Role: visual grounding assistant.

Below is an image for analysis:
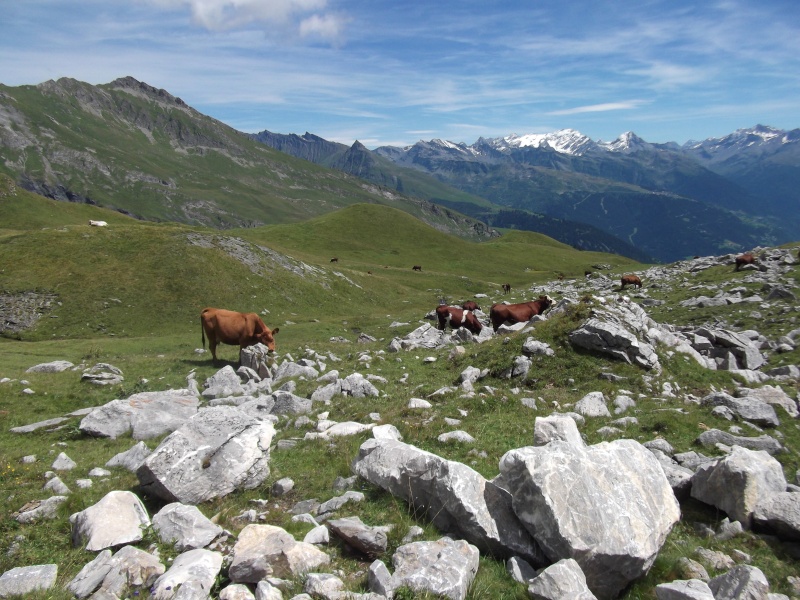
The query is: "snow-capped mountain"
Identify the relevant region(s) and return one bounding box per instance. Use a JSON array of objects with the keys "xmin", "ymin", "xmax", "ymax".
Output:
[
  {"xmin": 484, "ymin": 129, "xmax": 599, "ymax": 155},
  {"xmin": 683, "ymin": 124, "xmax": 800, "ymax": 164}
]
